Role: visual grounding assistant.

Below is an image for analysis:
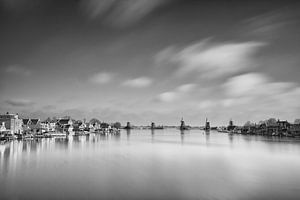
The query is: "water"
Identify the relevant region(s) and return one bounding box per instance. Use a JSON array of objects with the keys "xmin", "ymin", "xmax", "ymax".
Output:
[{"xmin": 1, "ymin": 129, "xmax": 300, "ymax": 200}]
